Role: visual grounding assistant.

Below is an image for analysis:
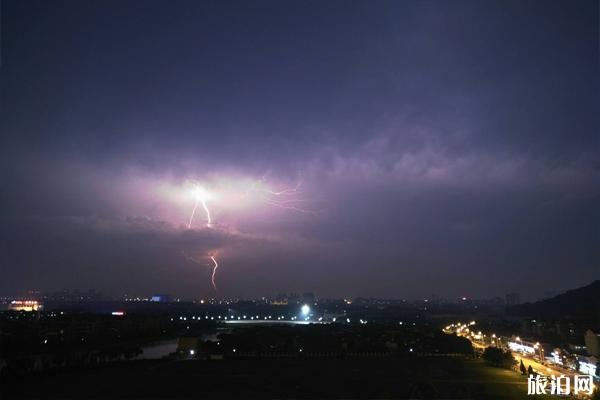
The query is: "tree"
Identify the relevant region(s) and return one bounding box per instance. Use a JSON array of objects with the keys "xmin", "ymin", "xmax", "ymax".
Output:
[
  {"xmin": 527, "ymin": 365, "xmax": 534, "ymax": 376},
  {"xmin": 503, "ymin": 350, "xmax": 515, "ymax": 368},
  {"xmin": 483, "ymin": 347, "xmax": 504, "ymax": 367},
  {"xmin": 520, "ymin": 360, "xmax": 527, "ymax": 375},
  {"xmin": 483, "ymin": 347, "xmax": 516, "ymax": 369}
]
